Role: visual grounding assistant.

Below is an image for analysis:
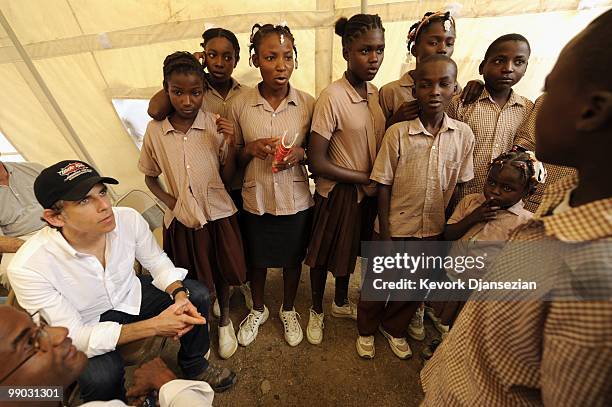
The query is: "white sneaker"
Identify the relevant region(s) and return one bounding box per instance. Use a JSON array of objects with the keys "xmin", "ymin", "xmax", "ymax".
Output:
[
  {"xmin": 356, "ymin": 335, "xmax": 375, "ymax": 359},
  {"xmin": 379, "ymin": 326, "xmax": 412, "ymax": 359},
  {"xmin": 239, "ymin": 283, "xmax": 253, "ymax": 310},
  {"xmin": 408, "ymin": 306, "xmax": 425, "ymax": 341},
  {"xmin": 331, "ymin": 300, "xmax": 357, "ymax": 320},
  {"xmin": 218, "ymin": 320, "xmax": 238, "ymax": 359},
  {"xmin": 237, "ymin": 306, "xmax": 269, "ymax": 347},
  {"xmin": 425, "ymin": 306, "xmax": 449, "ymax": 334},
  {"xmin": 212, "ymin": 298, "xmax": 221, "ymax": 319},
  {"xmin": 279, "ymin": 306, "xmax": 303, "ymax": 346},
  {"xmin": 306, "ymin": 308, "xmax": 324, "ymax": 345}
]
